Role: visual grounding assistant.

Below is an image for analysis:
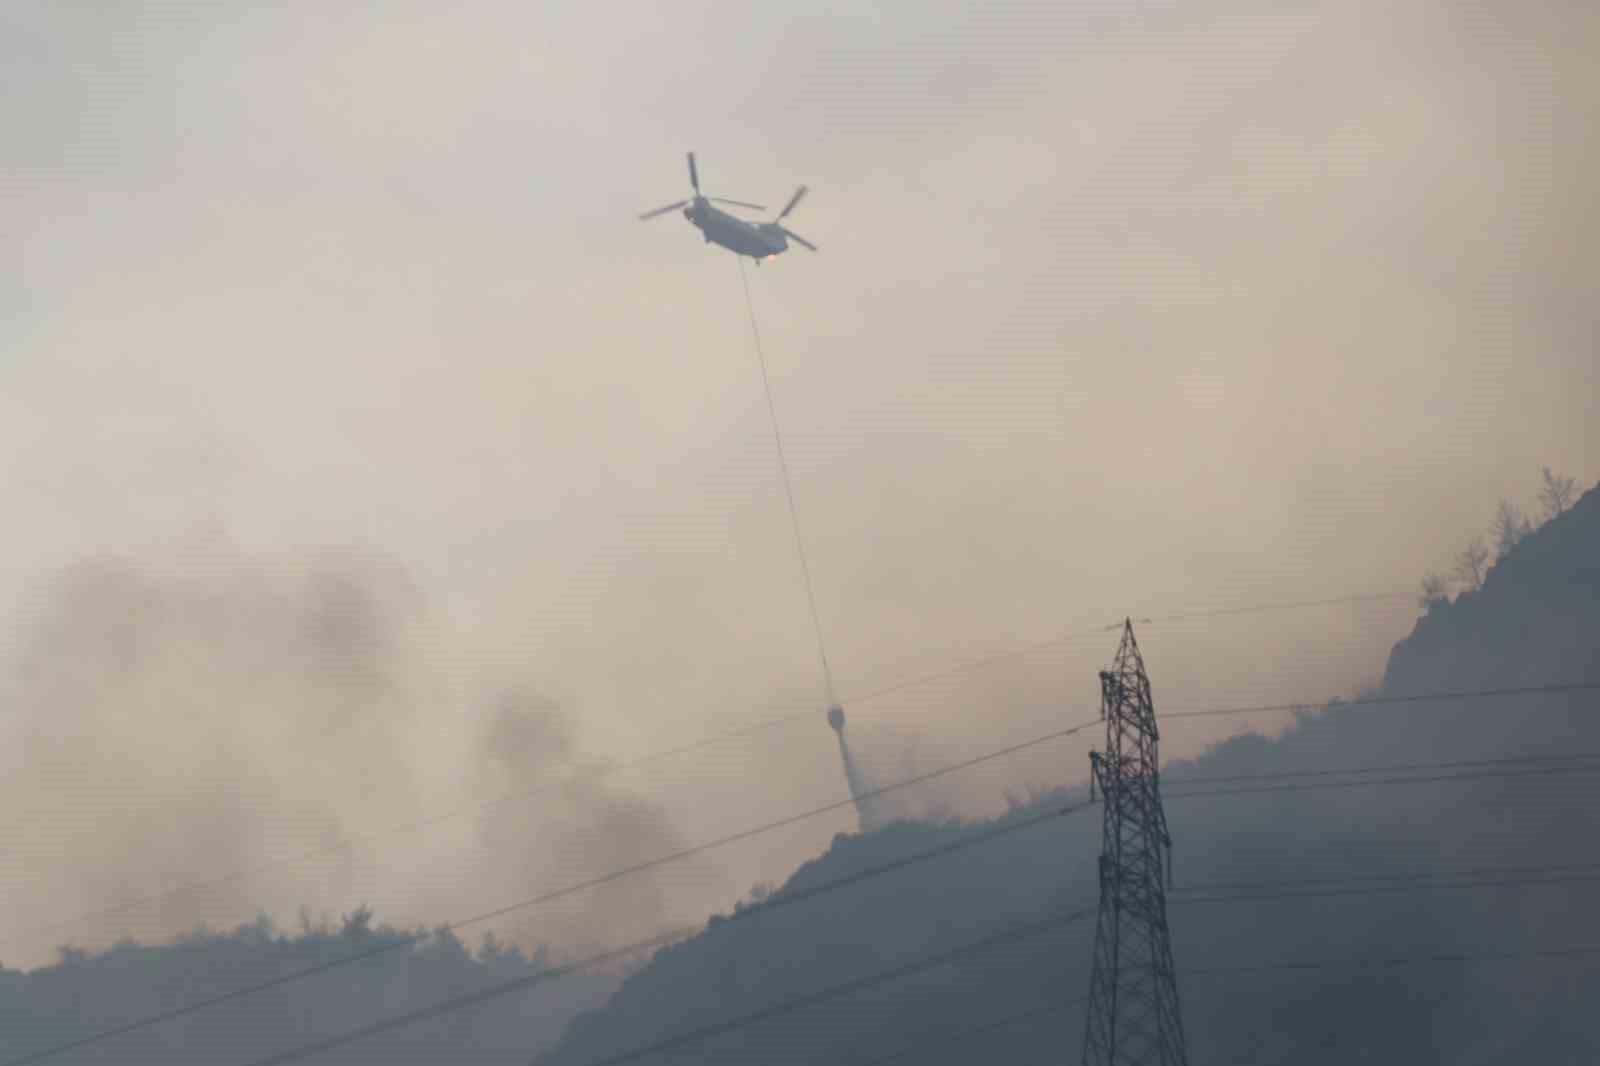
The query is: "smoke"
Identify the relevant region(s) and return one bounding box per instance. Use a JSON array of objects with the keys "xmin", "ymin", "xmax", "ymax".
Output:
[
  {"xmin": 462, "ymin": 684, "xmax": 724, "ymax": 958},
  {"xmin": 0, "ymin": 536, "xmax": 712, "ymax": 969}
]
